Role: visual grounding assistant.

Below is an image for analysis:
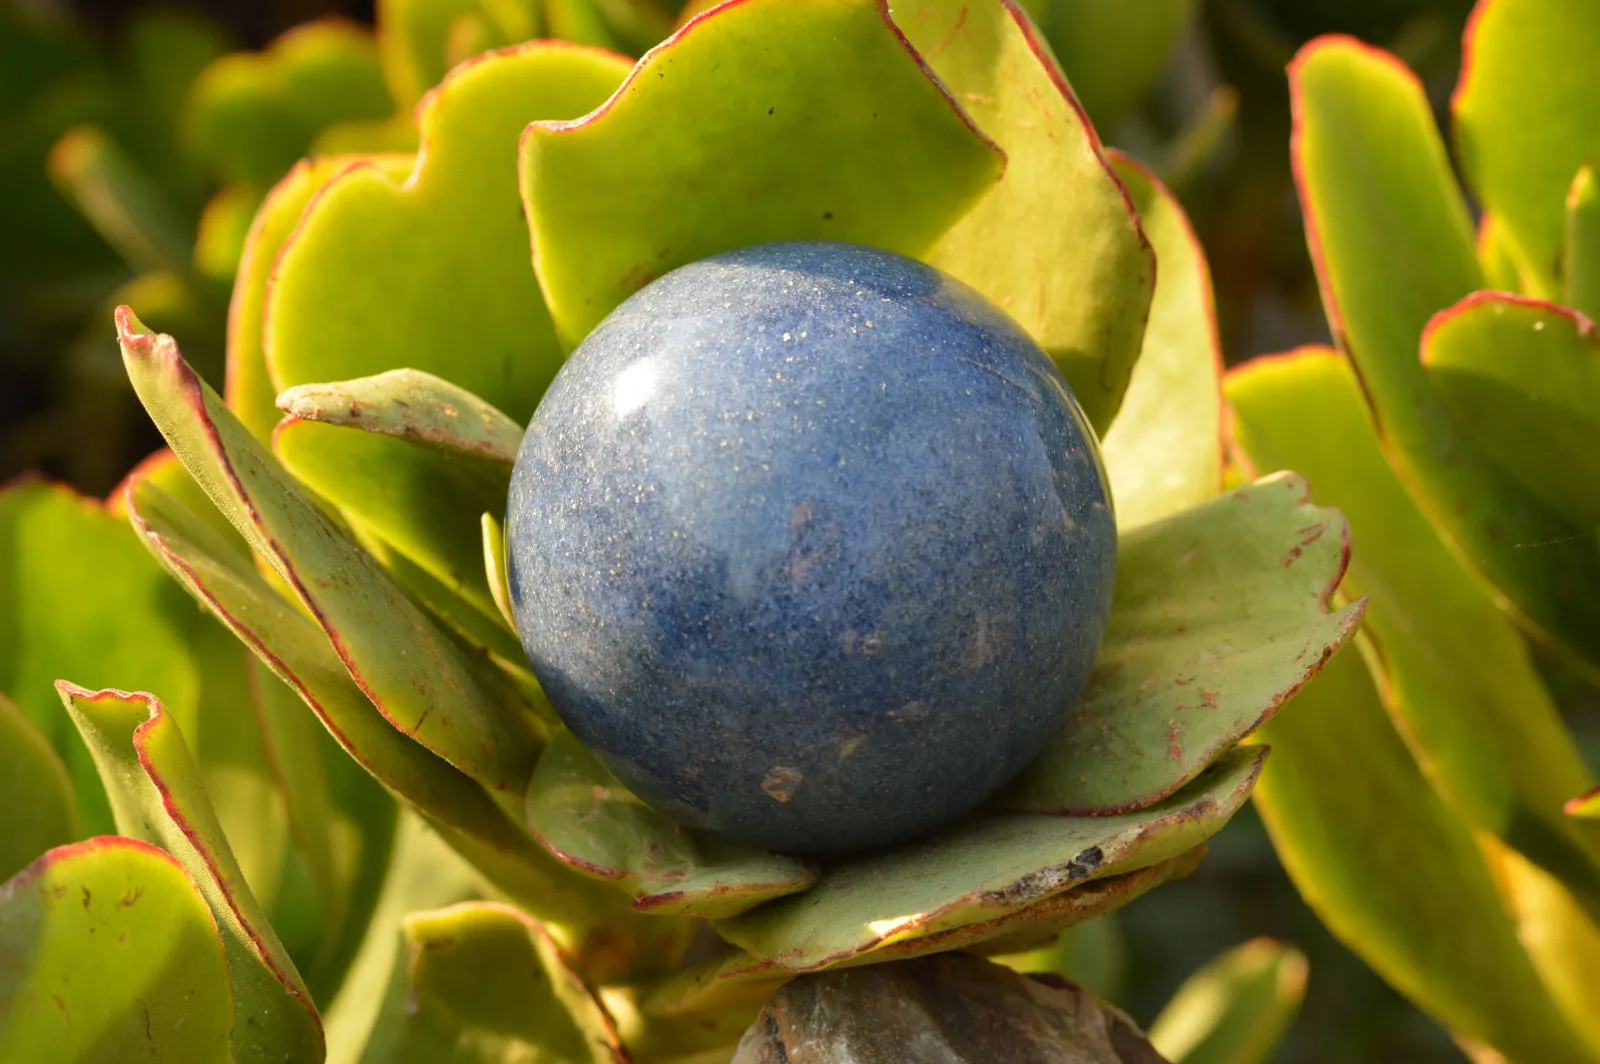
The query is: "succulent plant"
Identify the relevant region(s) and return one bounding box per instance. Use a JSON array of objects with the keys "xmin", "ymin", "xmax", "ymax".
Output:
[
  {"xmin": 0, "ymin": 0, "xmax": 1366, "ymax": 1059},
  {"xmin": 1224, "ymin": 1, "xmax": 1600, "ymax": 1060}
]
